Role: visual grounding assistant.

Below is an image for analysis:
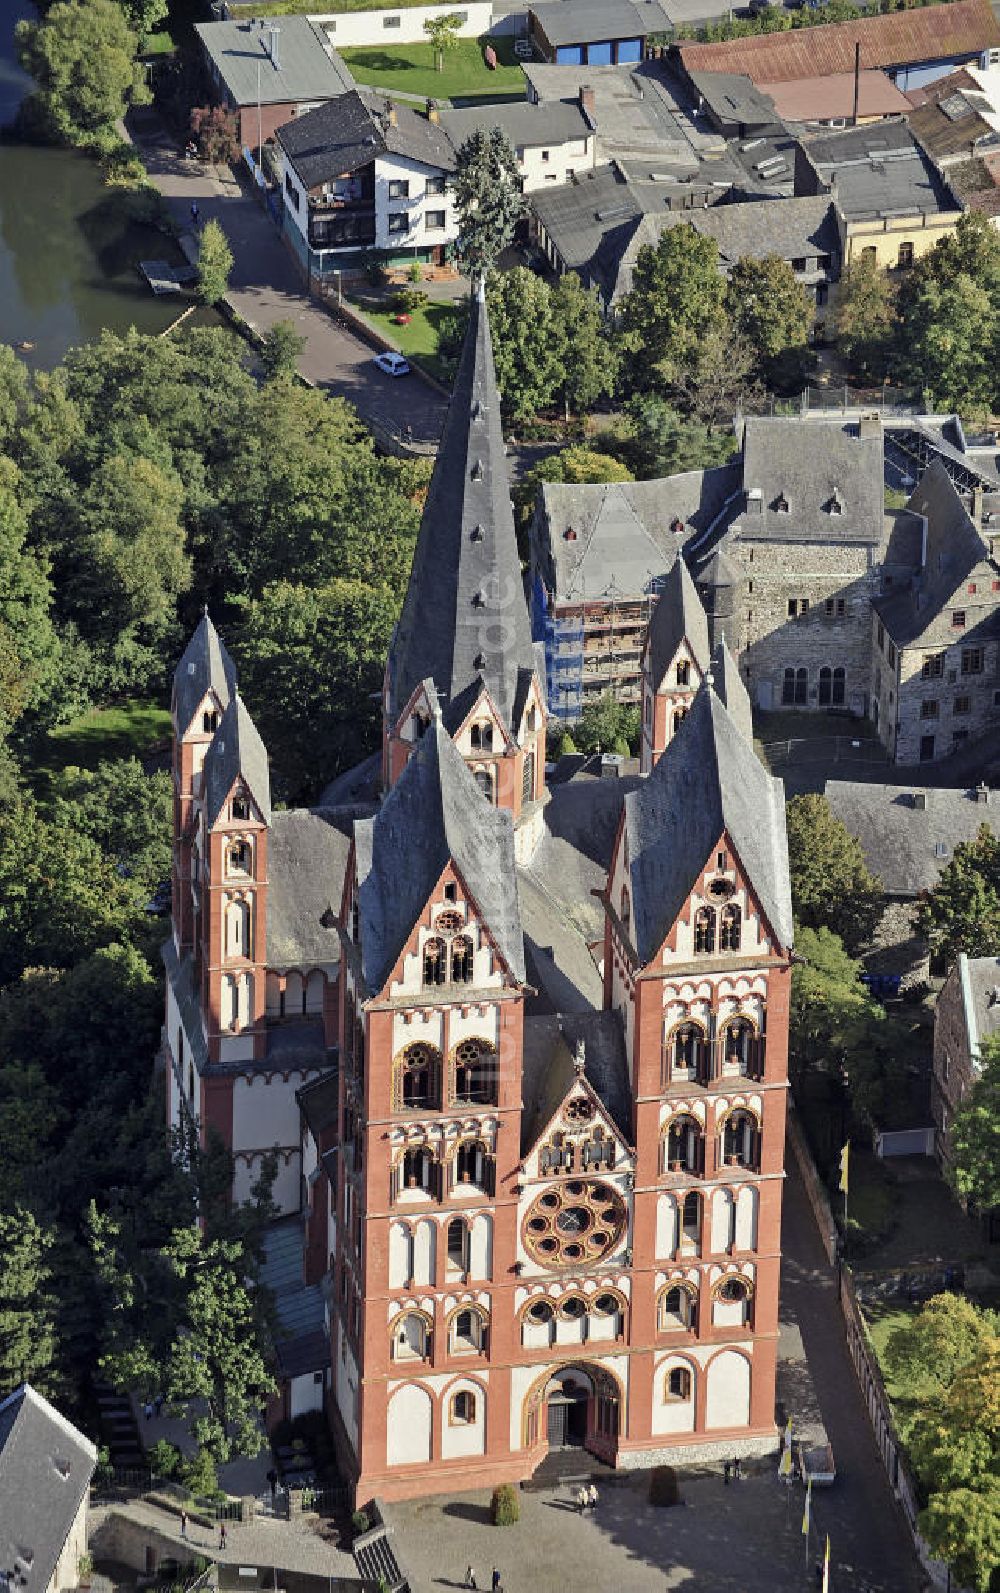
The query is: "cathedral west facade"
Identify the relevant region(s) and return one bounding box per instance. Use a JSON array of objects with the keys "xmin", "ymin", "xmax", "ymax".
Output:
[{"xmin": 163, "ymin": 286, "xmax": 793, "ymax": 1503}]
